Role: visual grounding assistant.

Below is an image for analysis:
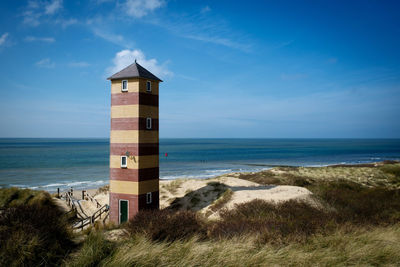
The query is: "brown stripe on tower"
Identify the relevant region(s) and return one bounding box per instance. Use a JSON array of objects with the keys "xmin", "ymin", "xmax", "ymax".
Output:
[
  {"xmin": 111, "ymin": 118, "xmax": 159, "ymax": 131},
  {"xmin": 110, "ymin": 167, "xmax": 159, "ymax": 182},
  {"xmin": 111, "ymin": 92, "xmax": 159, "ymax": 106},
  {"xmin": 107, "ymin": 60, "xmax": 162, "ymax": 224},
  {"xmin": 110, "ymin": 143, "xmax": 159, "ymax": 156}
]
